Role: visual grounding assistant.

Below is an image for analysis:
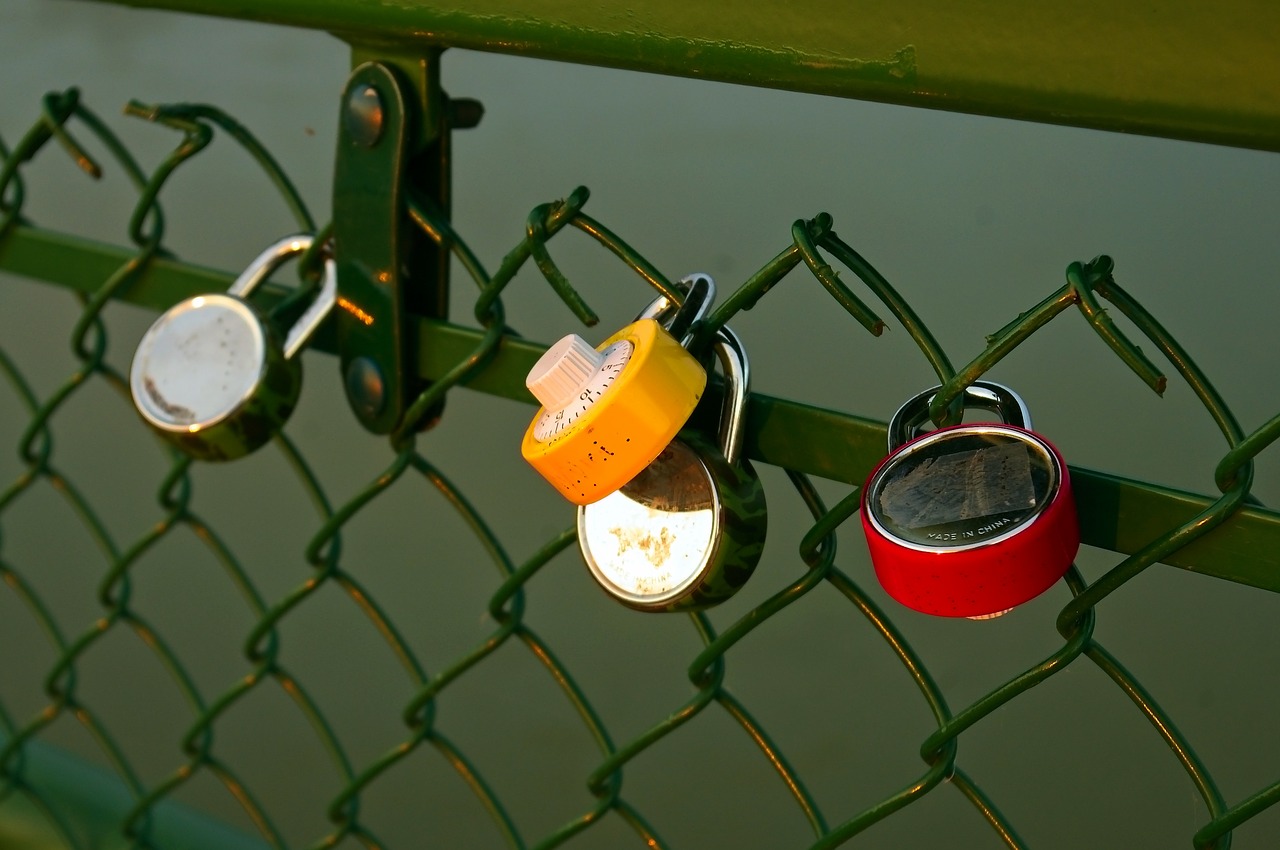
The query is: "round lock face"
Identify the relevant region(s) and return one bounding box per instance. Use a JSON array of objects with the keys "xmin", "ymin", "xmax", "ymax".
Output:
[
  {"xmin": 578, "ymin": 440, "xmax": 720, "ymax": 607},
  {"xmin": 131, "ymin": 295, "xmax": 266, "ymax": 432},
  {"xmin": 866, "ymin": 426, "xmax": 1059, "ymax": 551},
  {"xmin": 531, "ymin": 340, "xmax": 634, "ymax": 442}
]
